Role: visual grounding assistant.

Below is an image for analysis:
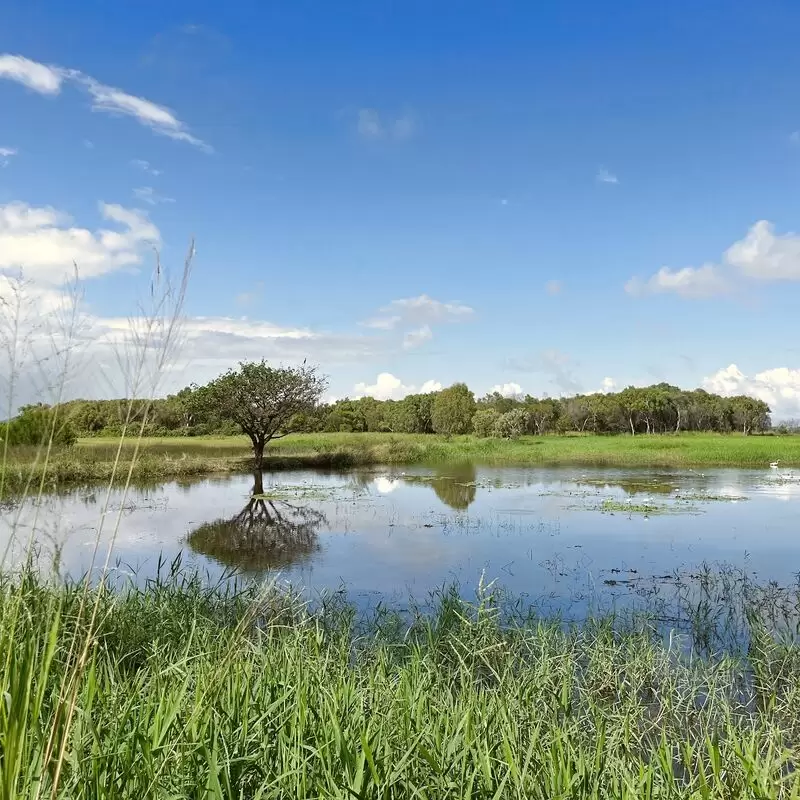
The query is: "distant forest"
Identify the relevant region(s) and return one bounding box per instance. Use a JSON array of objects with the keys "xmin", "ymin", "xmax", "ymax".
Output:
[{"xmin": 54, "ymin": 382, "xmax": 778, "ymax": 439}]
